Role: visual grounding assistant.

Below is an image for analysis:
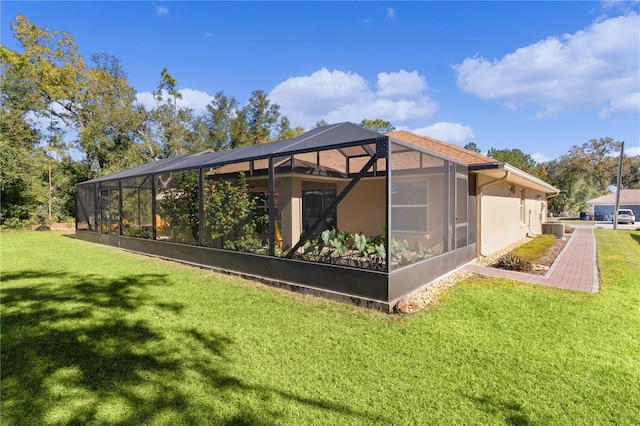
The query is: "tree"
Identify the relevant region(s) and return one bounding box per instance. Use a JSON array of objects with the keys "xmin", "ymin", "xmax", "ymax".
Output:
[
  {"xmin": 276, "ymin": 116, "xmax": 304, "ymax": 140},
  {"xmin": 201, "ymin": 91, "xmax": 240, "ymax": 151},
  {"xmin": 619, "ymin": 154, "xmax": 640, "ymax": 189},
  {"xmin": 487, "ymin": 147, "xmax": 543, "ymax": 178},
  {"xmin": 241, "ymin": 90, "xmax": 281, "ymax": 146},
  {"xmin": 0, "ymin": 15, "xmax": 154, "ymax": 226},
  {"xmin": 544, "ymin": 159, "xmax": 600, "ymax": 214},
  {"xmin": 81, "ymin": 53, "xmax": 149, "ymax": 173},
  {"xmin": 358, "ymin": 119, "xmax": 395, "ymax": 134},
  {"xmin": 564, "ymin": 137, "xmax": 623, "ymax": 194},
  {"xmin": 464, "ymin": 142, "xmax": 481, "ymax": 153},
  {"xmin": 0, "ymin": 17, "xmax": 53, "ymax": 225},
  {"xmin": 150, "ymin": 68, "xmax": 195, "ymax": 158},
  {"xmin": 0, "ymin": 96, "xmax": 47, "ymax": 225},
  {"xmin": 315, "ymin": 119, "xmax": 328, "ymax": 128},
  {"xmin": 2, "ymin": 16, "xmax": 147, "ymax": 174},
  {"xmin": 543, "ymin": 137, "xmax": 640, "ymax": 214}
]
